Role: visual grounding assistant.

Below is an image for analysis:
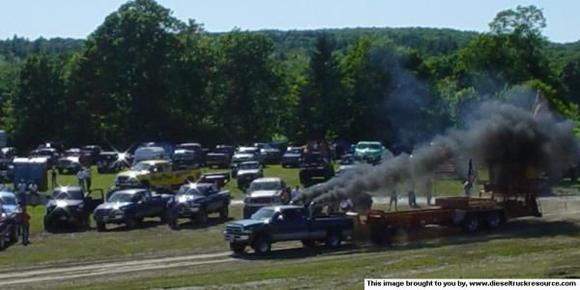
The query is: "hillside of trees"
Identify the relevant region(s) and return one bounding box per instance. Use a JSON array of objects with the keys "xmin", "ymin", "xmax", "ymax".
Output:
[{"xmin": 1, "ymin": 0, "xmax": 580, "ymax": 151}]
